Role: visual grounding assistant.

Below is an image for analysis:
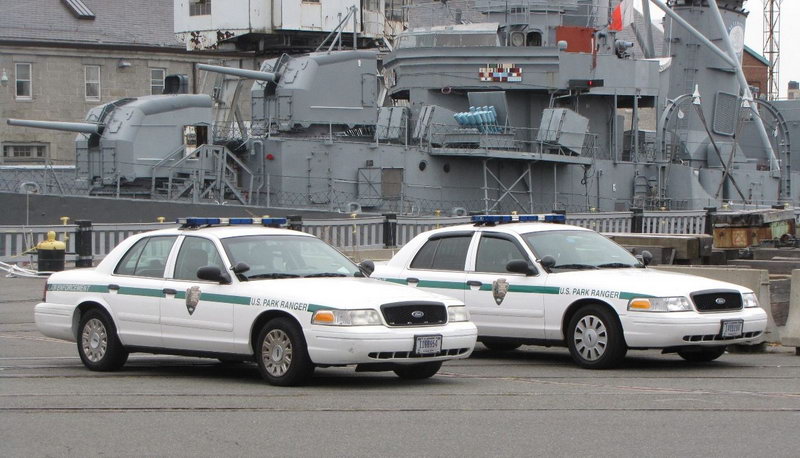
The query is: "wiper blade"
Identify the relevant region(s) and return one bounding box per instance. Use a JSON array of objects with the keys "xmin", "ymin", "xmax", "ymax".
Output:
[
  {"xmin": 247, "ymin": 273, "xmax": 301, "ymax": 279},
  {"xmin": 303, "ymin": 272, "xmax": 348, "ymax": 278},
  {"xmin": 552, "ymin": 264, "xmax": 599, "ymax": 270},
  {"xmin": 597, "ymin": 263, "xmax": 636, "ymax": 268}
]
